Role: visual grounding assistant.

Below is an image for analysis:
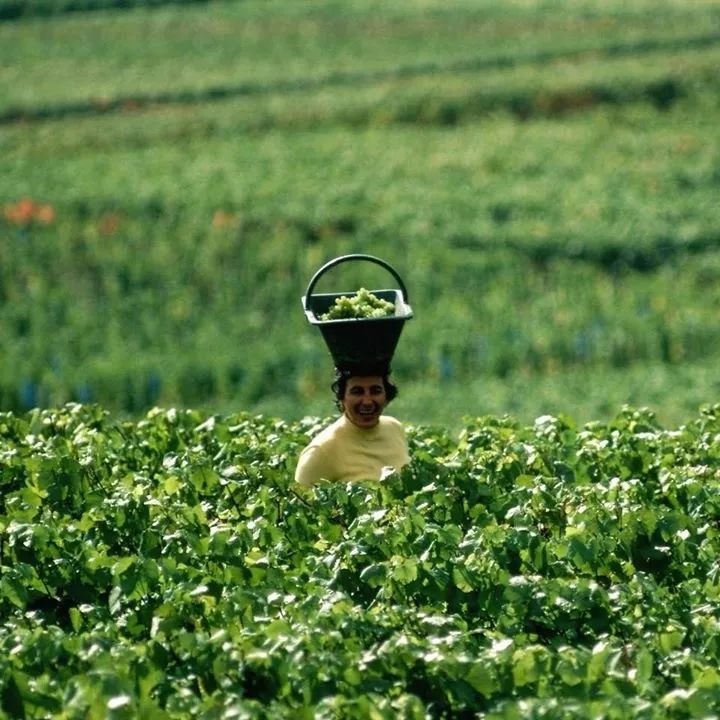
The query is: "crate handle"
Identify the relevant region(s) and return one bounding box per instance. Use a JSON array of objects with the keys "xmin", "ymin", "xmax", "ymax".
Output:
[{"xmin": 303, "ymin": 254, "xmax": 409, "ymax": 312}]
